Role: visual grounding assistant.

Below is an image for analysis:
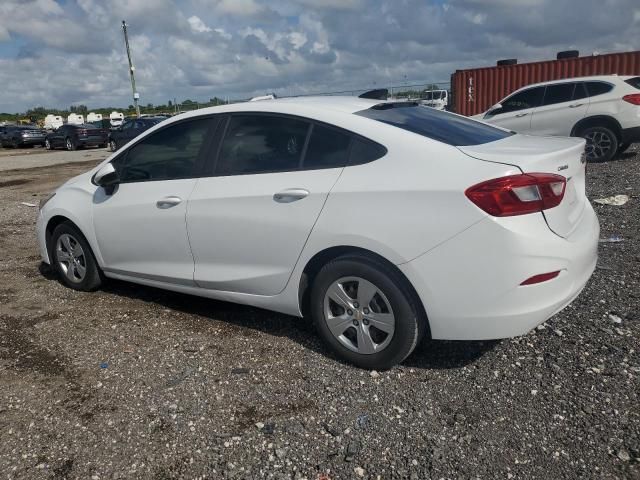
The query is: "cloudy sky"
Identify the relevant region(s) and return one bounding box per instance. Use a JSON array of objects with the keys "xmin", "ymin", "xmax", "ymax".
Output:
[{"xmin": 0, "ymin": 0, "xmax": 638, "ymax": 112}]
